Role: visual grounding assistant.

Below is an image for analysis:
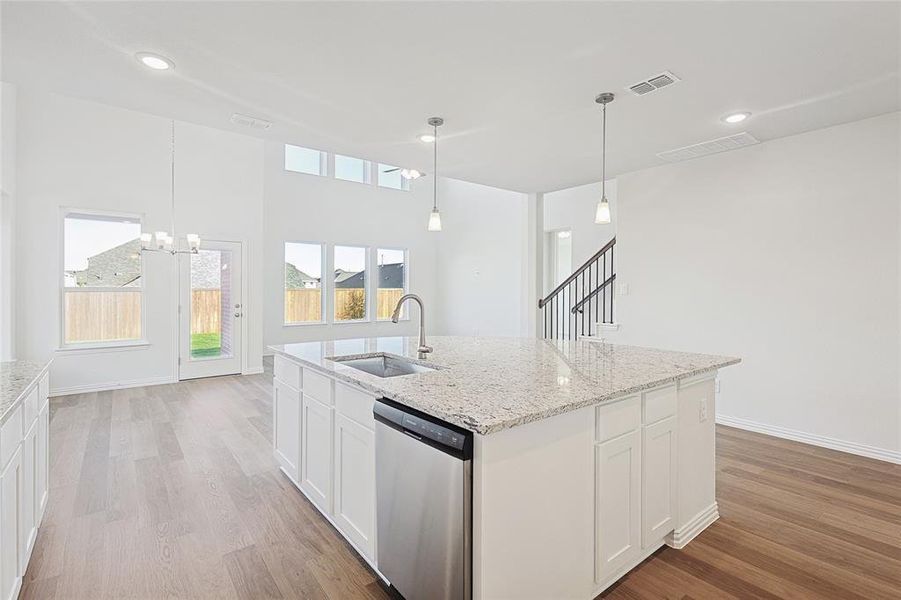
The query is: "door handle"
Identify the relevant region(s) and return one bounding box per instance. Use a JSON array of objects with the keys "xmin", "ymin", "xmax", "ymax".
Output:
[{"xmin": 234, "ymin": 312, "xmax": 243, "ymax": 318}]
